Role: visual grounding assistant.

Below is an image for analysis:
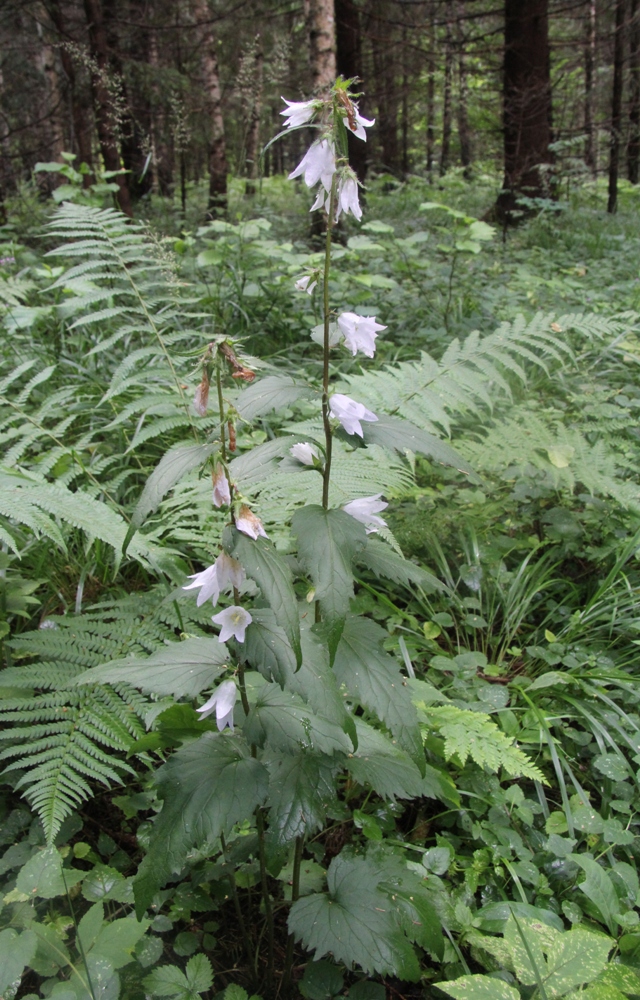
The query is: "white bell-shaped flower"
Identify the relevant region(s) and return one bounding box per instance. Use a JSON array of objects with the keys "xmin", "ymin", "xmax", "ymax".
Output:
[
  {"xmin": 281, "ymin": 97, "xmax": 317, "ymax": 129},
  {"xmin": 337, "ymin": 312, "xmax": 386, "ymax": 358},
  {"xmin": 289, "ymin": 139, "xmax": 336, "ymax": 193},
  {"xmin": 183, "ymin": 552, "xmax": 245, "ymax": 607},
  {"xmin": 197, "ymin": 679, "xmax": 237, "ymax": 731},
  {"xmin": 212, "ymin": 464, "xmax": 231, "ymax": 507},
  {"xmin": 343, "ymin": 107, "xmax": 375, "ymax": 141},
  {"xmin": 329, "ymin": 393, "xmax": 378, "ymax": 438},
  {"xmin": 290, "ymin": 442, "xmax": 320, "ymax": 466},
  {"xmin": 236, "ymin": 505, "xmax": 268, "ymax": 540},
  {"xmin": 343, "ymin": 494, "xmax": 388, "ymax": 534},
  {"xmin": 212, "ymin": 605, "xmax": 253, "ymax": 643}
]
